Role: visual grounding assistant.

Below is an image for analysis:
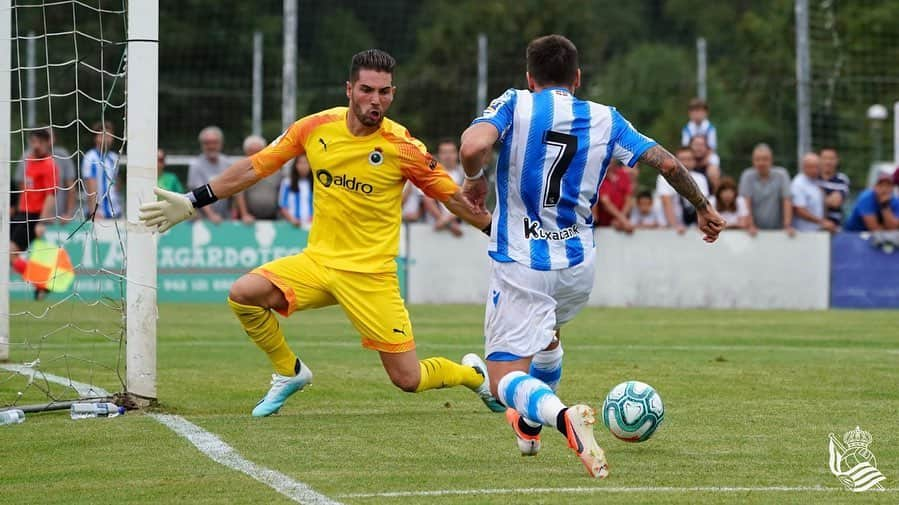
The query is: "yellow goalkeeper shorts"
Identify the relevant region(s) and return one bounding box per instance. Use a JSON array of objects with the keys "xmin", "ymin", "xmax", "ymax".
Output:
[{"xmin": 251, "ymin": 253, "xmax": 415, "ymax": 353}]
